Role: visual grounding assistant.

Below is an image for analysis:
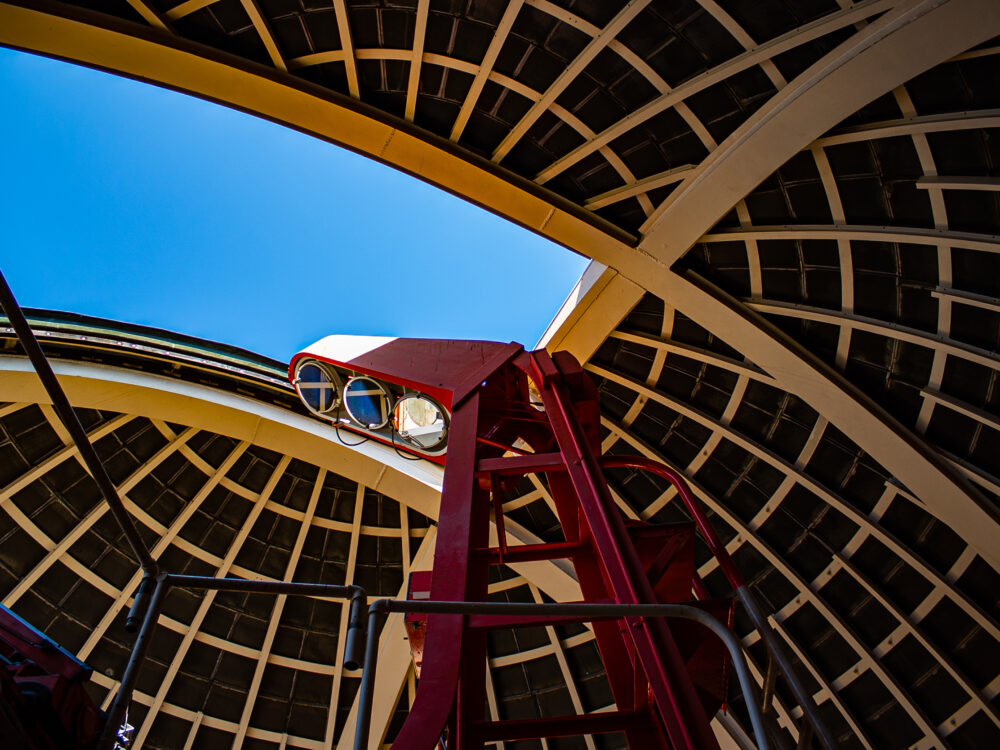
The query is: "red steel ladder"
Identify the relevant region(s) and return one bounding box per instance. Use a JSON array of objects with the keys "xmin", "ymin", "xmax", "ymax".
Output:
[{"xmin": 391, "ymin": 348, "xmax": 736, "ymax": 750}]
